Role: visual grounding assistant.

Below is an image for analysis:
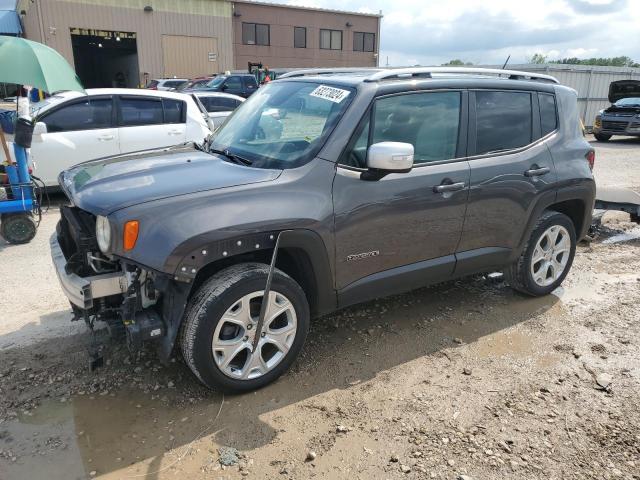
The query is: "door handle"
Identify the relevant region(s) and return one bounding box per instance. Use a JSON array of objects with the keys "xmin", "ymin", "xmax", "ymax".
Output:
[
  {"xmin": 168, "ymin": 130, "xmax": 182, "ymax": 135},
  {"xmin": 525, "ymin": 166, "xmax": 550, "ymax": 177},
  {"xmin": 98, "ymin": 134, "xmax": 114, "ymax": 141},
  {"xmin": 433, "ymin": 182, "xmax": 465, "ymax": 193}
]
